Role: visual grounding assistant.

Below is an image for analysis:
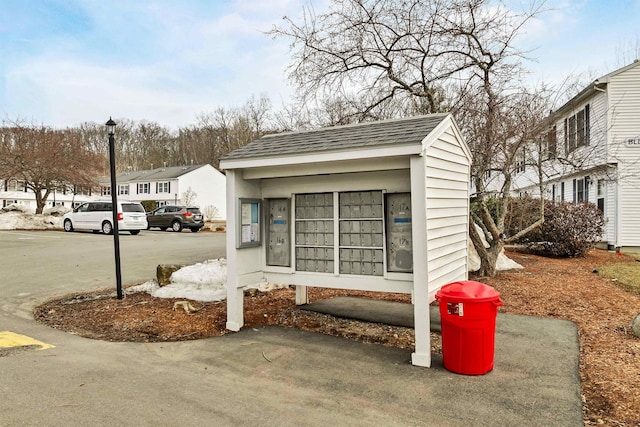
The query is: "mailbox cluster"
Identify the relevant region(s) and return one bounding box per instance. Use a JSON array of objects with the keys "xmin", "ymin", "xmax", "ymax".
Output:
[
  {"xmin": 287, "ymin": 190, "xmax": 412, "ymax": 276},
  {"xmin": 339, "ymin": 248, "xmax": 384, "ymax": 276},
  {"xmin": 339, "ymin": 191, "xmax": 383, "ymax": 218},
  {"xmin": 294, "ymin": 193, "xmax": 335, "ymax": 273},
  {"xmin": 338, "ymin": 191, "xmax": 385, "ymax": 276},
  {"xmin": 339, "ymin": 220, "xmax": 384, "ymax": 246},
  {"xmin": 296, "ymin": 247, "xmax": 335, "ymax": 273}
]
